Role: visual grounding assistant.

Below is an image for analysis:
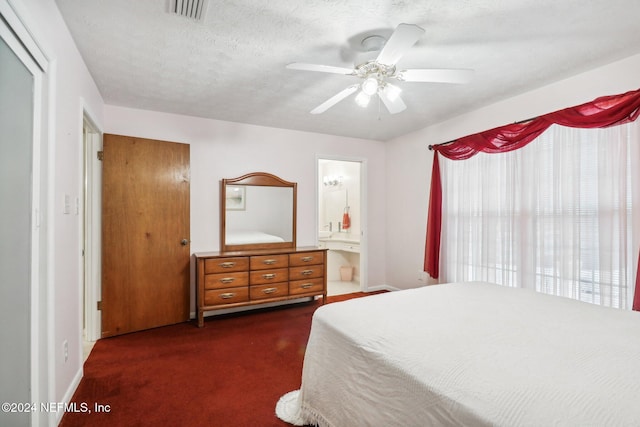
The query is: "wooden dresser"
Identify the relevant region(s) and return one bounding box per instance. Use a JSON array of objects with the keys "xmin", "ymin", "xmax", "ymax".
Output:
[{"xmin": 194, "ymin": 246, "xmax": 327, "ymax": 327}]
